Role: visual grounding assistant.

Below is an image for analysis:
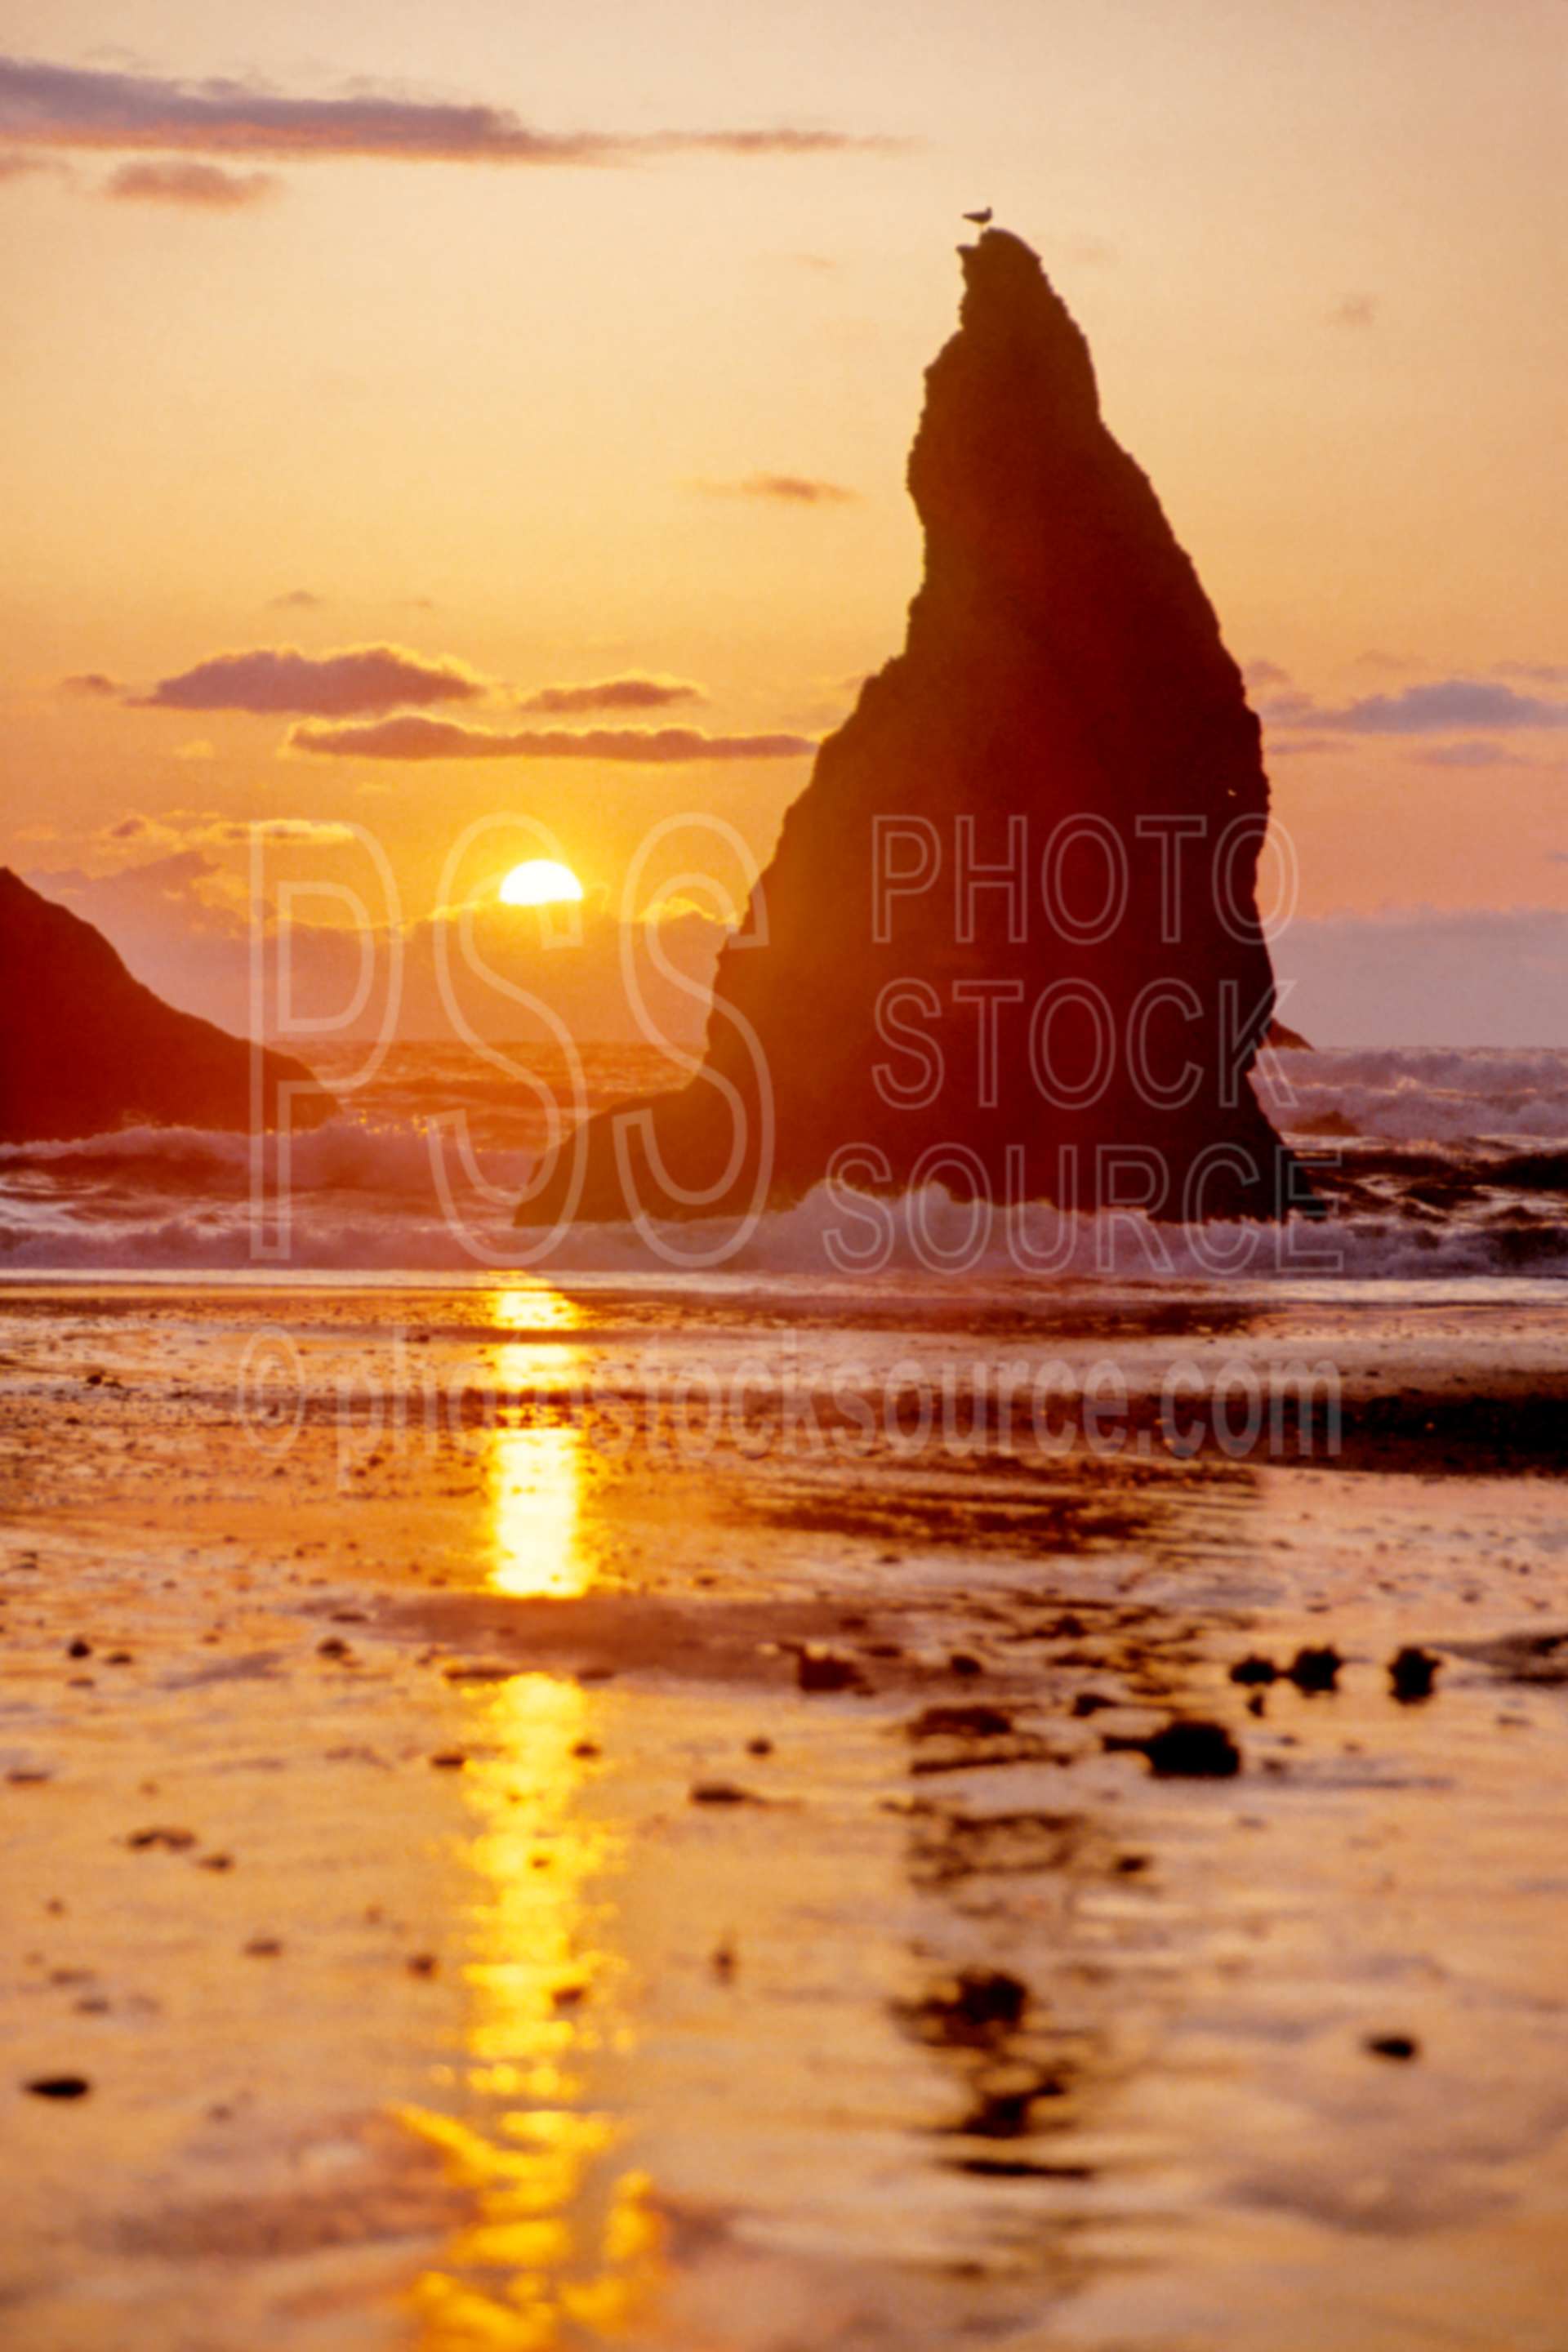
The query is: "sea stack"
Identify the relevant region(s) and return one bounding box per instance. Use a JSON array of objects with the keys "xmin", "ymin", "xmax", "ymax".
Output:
[
  {"xmin": 0, "ymin": 869, "xmax": 336, "ymax": 1142},
  {"xmin": 519, "ymin": 228, "xmax": 1306, "ymax": 1231}
]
